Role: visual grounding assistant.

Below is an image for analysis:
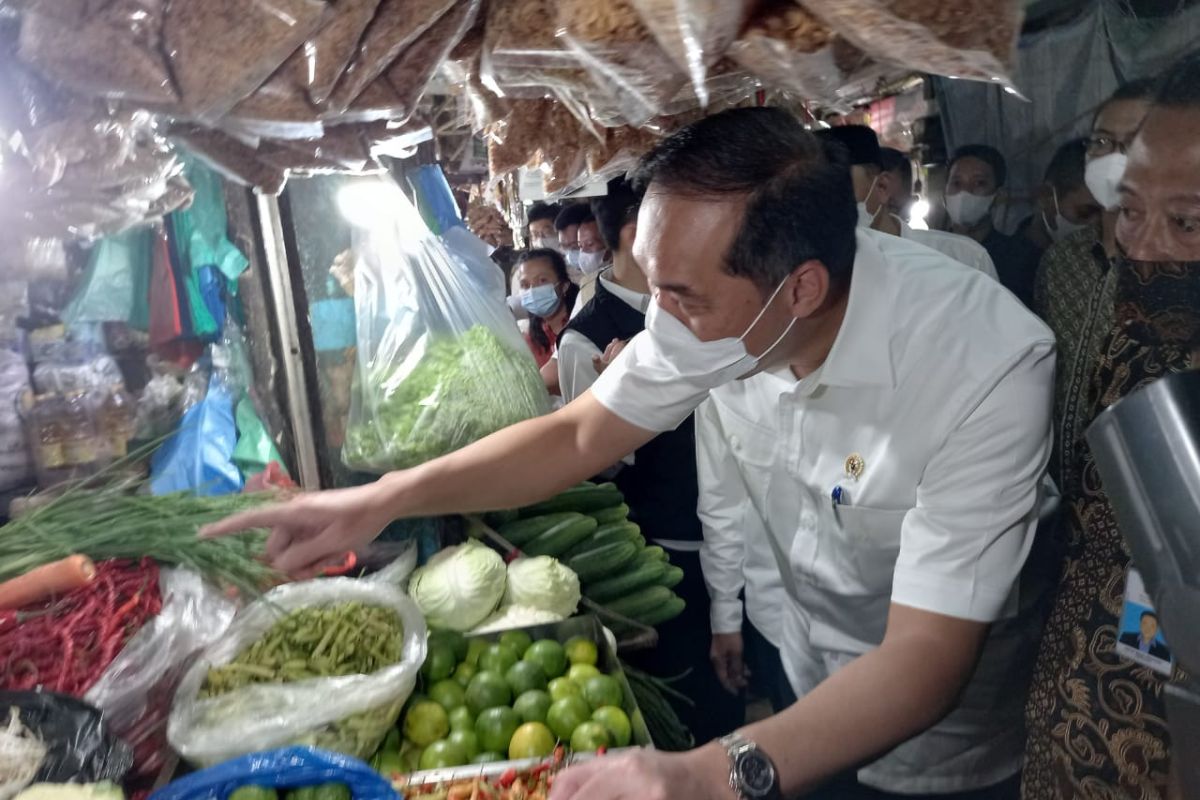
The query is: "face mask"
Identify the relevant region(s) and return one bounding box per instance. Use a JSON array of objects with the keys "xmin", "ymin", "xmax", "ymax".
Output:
[
  {"xmin": 1043, "ymin": 188, "xmax": 1091, "ymax": 243},
  {"xmin": 1113, "ymin": 255, "xmax": 1200, "ymax": 347},
  {"xmin": 577, "ymin": 250, "xmax": 606, "ymax": 274},
  {"xmin": 564, "ymin": 248, "xmax": 582, "ymax": 270},
  {"xmin": 1085, "ymin": 152, "xmax": 1127, "ymax": 211},
  {"xmin": 856, "ymin": 174, "xmax": 881, "ymax": 228},
  {"xmin": 644, "ymin": 277, "xmax": 797, "ymax": 390},
  {"xmin": 945, "ymin": 191, "xmax": 996, "ymax": 227},
  {"xmin": 533, "ymin": 236, "xmax": 561, "ymax": 252},
  {"xmin": 521, "ymin": 283, "xmax": 561, "ymax": 317}
]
